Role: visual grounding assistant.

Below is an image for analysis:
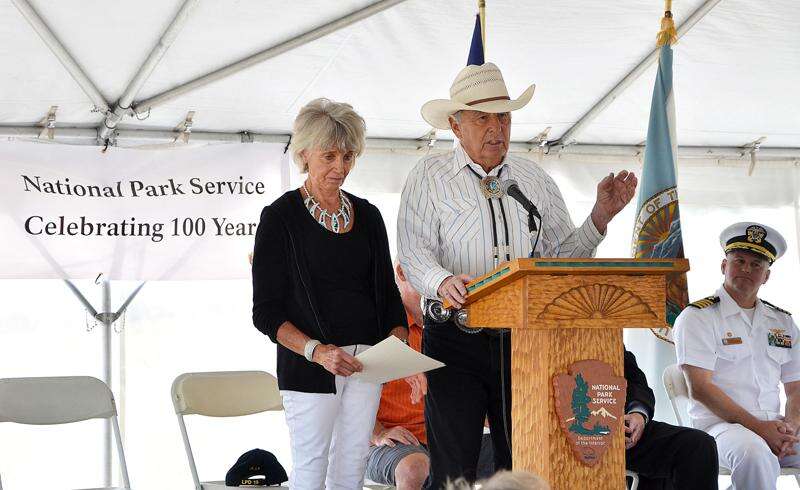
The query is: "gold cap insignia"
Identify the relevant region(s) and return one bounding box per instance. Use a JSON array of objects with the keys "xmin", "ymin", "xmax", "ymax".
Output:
[{"xmin": 746, "ymin": 225, "xmax": 766, "ymax": 244}]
